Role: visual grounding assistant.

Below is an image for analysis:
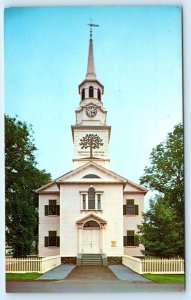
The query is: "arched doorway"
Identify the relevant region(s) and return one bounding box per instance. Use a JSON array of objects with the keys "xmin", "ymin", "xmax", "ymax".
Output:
[{"xmin": 83, "ymin": 220, "xmax": 100, "ymax": 254}]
